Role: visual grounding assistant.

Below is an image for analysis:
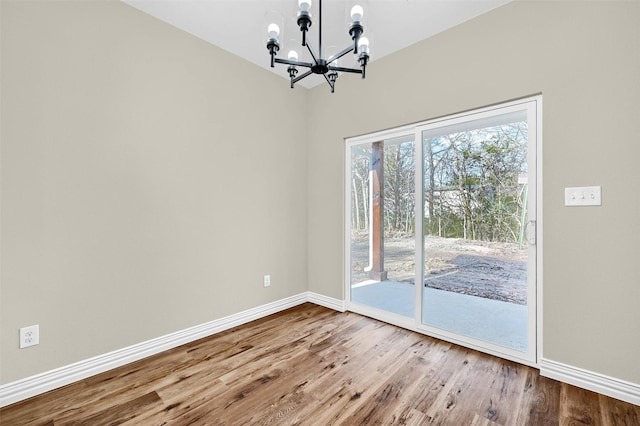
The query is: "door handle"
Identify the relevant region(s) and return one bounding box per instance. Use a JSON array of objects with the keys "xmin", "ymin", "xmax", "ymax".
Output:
[{"xmin": 526, "ymin": 220, "xmax": 536, "ymax": 245}]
